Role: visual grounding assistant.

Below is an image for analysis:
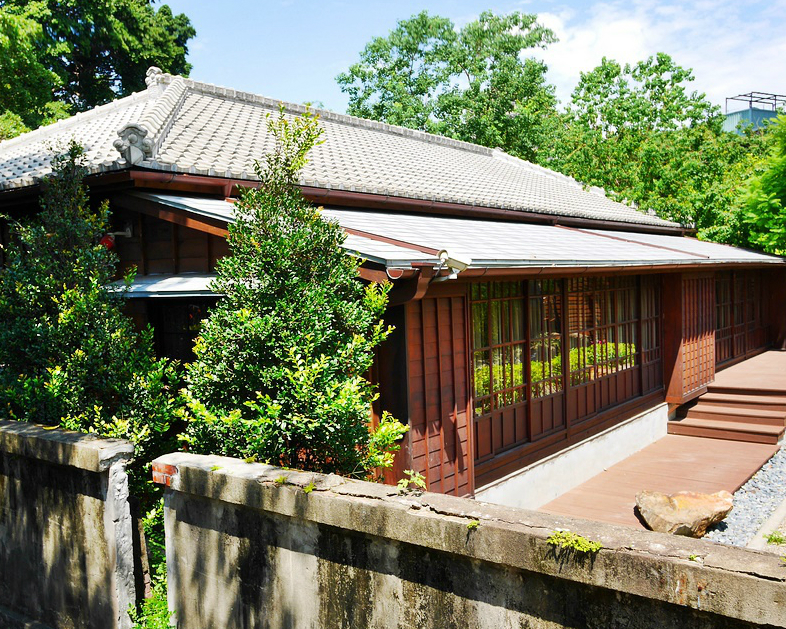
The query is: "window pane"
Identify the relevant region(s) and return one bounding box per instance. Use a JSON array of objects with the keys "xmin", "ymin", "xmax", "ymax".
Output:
[
  {"xmin": 511, "ymin": 298, "xmax": 525, "ymax": 341},
  {"xmin": 473, "ymin": 351, "xmax": 490, "ymax": 398},
  {"xmin": 491, "ymin": 301, "xmax": 503, "ymax": 345},
  {"xmin": 512, "ymin": 344, "xmax": 525, "ymax": 387},
  {"xmin": 472, "ymin": 302, "xmax": 488, "ymax": 349},
  {"xmin": 492, "ymin": 347, "xmax": 504, "ymax": 392}
]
